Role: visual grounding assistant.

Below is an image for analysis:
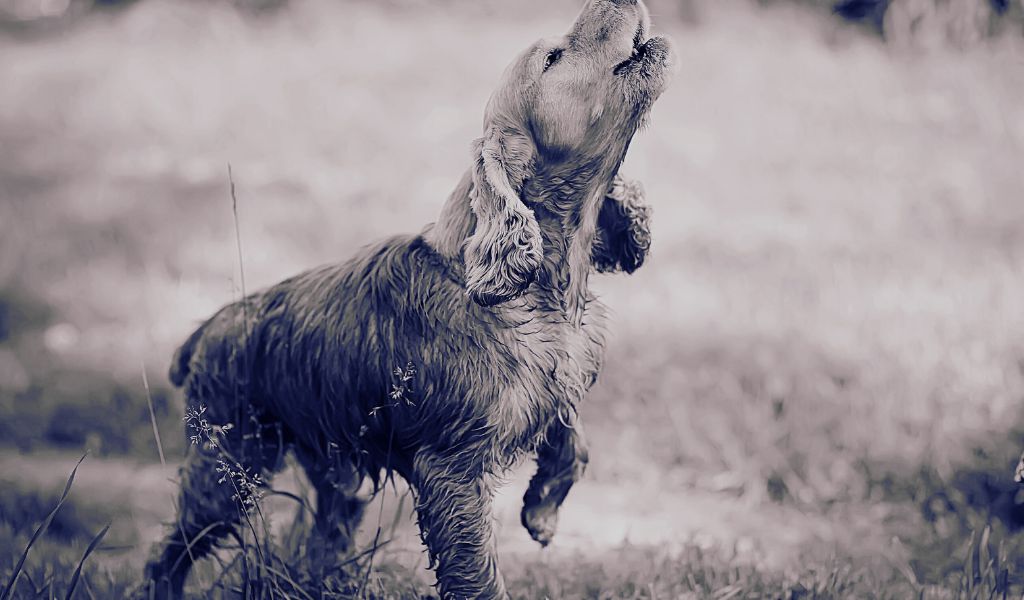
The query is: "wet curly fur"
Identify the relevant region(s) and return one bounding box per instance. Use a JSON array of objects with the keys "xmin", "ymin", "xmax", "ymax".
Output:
[{"xmin": 143, "ymin": 1, "xmax": 674, "ymax": 598}]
